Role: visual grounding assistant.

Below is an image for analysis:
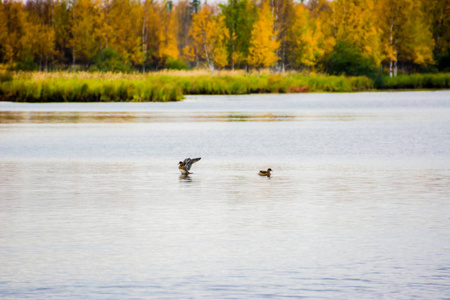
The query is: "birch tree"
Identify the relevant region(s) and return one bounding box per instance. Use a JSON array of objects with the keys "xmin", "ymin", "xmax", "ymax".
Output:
[
  {"xmin": 189, "ymin": 5, "xmax": 228, "ymax": 73},
  {"xmin": 247, "ymin": 0, "xmax": 279, "ymax": 70},
  {"xmin": 377, "ymin": 0, "xmax": 434, "ymax": 76}
]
